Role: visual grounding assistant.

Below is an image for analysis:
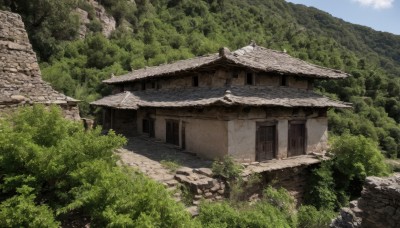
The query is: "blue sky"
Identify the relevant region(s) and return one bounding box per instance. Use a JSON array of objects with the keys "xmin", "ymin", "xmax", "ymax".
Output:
[{"xmin": 286, "ymin": 0, "xmax": 400, "ymax": 35}]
